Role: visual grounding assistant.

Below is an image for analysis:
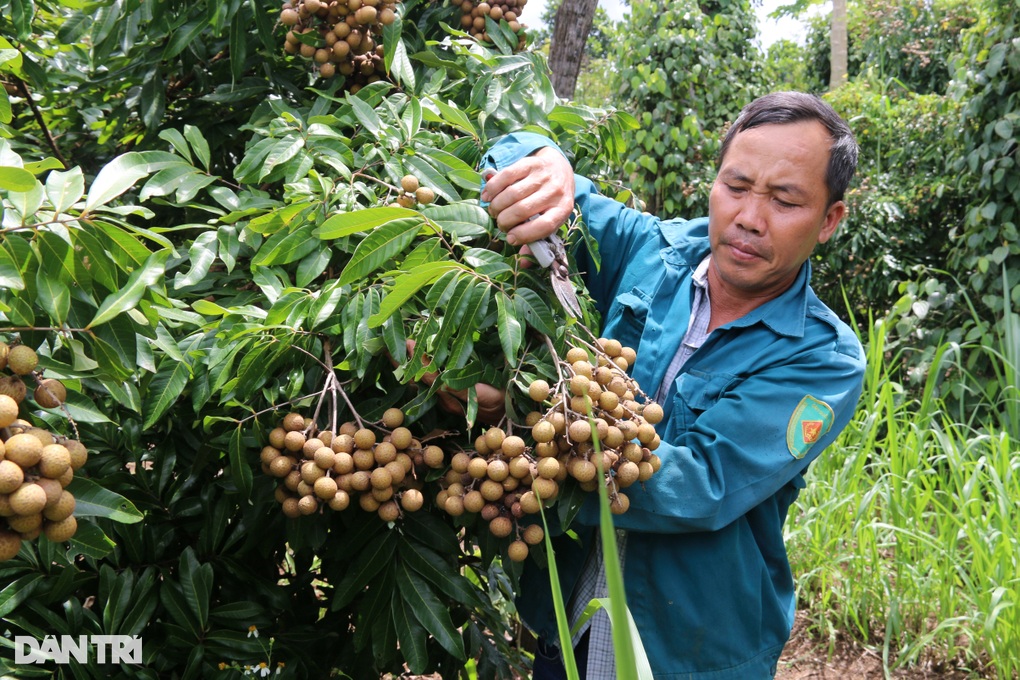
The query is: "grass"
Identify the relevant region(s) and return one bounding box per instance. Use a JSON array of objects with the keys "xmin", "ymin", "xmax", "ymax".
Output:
[{"xmin": 786, "ymin": 307, "xmax": 1020, "ymax": 678}]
